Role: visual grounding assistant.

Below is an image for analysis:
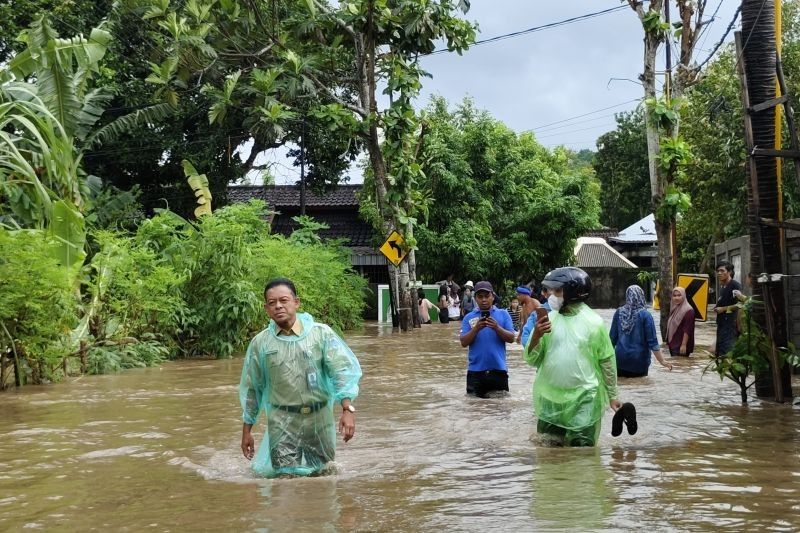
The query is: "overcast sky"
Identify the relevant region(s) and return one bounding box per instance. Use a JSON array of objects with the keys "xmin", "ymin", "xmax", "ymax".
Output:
[{"xmin": 251, "ymin": 0, "xmax": 741, "ymax": 185}]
